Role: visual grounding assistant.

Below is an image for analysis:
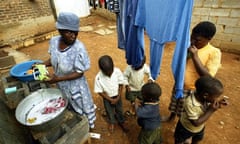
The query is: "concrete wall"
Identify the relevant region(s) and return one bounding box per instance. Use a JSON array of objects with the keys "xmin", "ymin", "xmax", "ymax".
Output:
[{"xmin": 0, "ymin": 0, "xmax": 240, "ymax": 54}]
